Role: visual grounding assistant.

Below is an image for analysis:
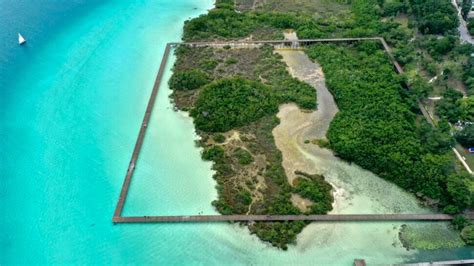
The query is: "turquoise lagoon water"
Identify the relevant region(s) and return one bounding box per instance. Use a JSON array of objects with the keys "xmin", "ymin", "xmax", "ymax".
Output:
[{"xmin": 1, "ymin": 0, "xmax": 472, "ymax": 264}]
